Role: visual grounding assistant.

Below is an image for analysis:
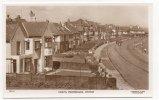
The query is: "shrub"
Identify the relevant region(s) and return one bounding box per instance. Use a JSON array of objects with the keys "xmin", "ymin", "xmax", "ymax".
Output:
[{"xmin": 6, "ymin": 81, "xmax": 11, "ymax": 87}]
